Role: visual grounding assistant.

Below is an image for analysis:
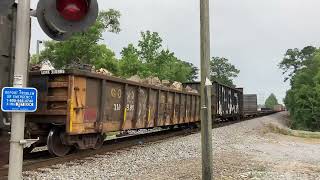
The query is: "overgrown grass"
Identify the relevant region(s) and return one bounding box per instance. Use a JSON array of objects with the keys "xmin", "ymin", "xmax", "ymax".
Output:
[{"xmin": 267, "ymin": 123, "xmax": 320, "ymax": 139}]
